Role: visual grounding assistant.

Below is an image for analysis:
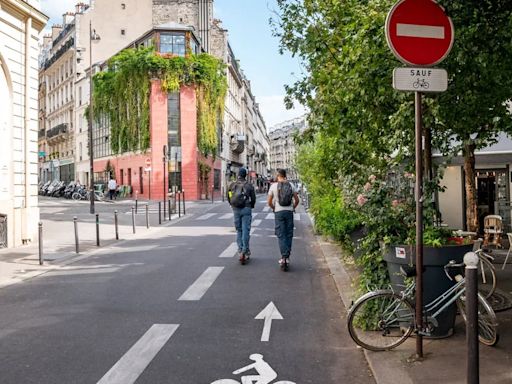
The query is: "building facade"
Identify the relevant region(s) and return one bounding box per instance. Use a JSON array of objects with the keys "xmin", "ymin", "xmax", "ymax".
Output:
[
  {"xmin": 0, "ymin": 0, "xmax": 47, "ymax": 248},
  {"xmin": 269, "ymin": 115, "xmax": 307, "ymax": 180}
]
